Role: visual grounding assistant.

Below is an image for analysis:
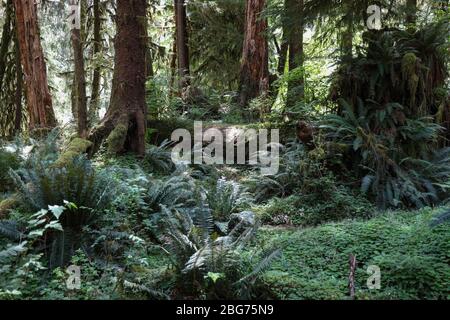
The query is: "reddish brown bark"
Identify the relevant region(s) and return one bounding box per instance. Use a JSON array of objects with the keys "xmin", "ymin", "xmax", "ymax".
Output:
[
  {"xmin": 0, "ymin": 0, "xmax": 13, "ymax": 91},
  {"xmin": 14, "ymin": 27, "xmax": 23, "ymax": 134},
  {"xmin": 88, "ymin": 0, "xmax": 147, "ymax": 156},
  {"xmin": 239, "ymin": 0, "xmax": 269, "ymax": 107},
  {"xmin": 14, "ymin": 0, "xmax": 56, "ymax": 130}
]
